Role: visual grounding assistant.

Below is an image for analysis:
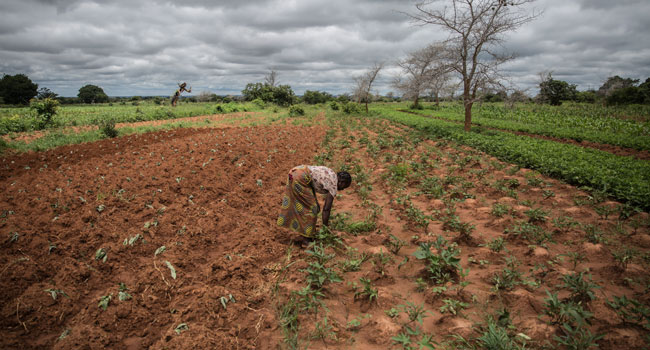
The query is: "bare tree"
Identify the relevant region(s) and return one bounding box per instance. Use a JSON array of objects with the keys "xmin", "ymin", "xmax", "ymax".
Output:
[
  {"xmin": 264, "ymin": 70, "xmax": 278, "ymax": 87},
  {"xmin": 409, "ymin": 0, "xmax": 540, "ymax": 131},
  {"xmin": 393, "ymin": 44, "xmax": 448, "ymax": 108},
  {"xmin": 353, "ymin": 63, "xmax": 384, "ymax": 113}
]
